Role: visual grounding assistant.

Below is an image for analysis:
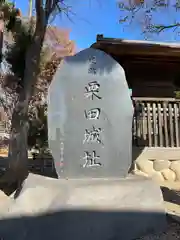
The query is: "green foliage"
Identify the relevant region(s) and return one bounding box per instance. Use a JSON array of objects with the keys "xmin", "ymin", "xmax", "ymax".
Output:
[
  {"xmin": 175, "ymin": 91, "xmax": 180, "ymax": 99},
  {"xmin": 3, "ymin": 18, "xmax": 50, "ymax": 154},
  {"xmin": 4, "ymin": 18, "xmax": 51, "ymax": 93},
  {"xmin": 6, "ymin": 8, "xmax": 21, "ymax": 31},
  {"xmin": 5, "ymin": 23, "xmax": 34, "ymax": 85},
  {"xmin": 0, "ymin": 0, "xmax": 21, "ymax": 31}
]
